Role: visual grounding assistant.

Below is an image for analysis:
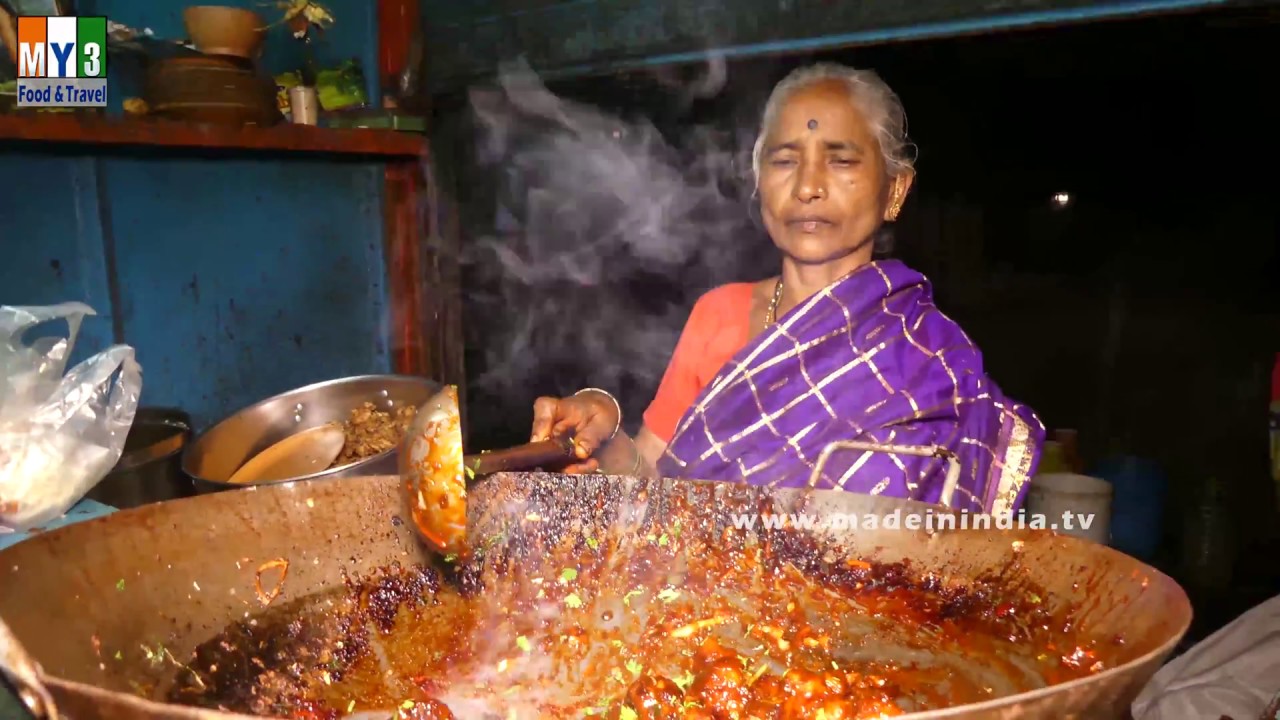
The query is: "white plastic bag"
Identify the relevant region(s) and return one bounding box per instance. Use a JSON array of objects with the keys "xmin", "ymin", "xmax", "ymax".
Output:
[
  {"xmin": 0, "ymin": 303, "xmax": 141, "ymax": 530},
  {"xmin": 1131, "ymin": 593, "xmax": 1280, "ymax": 720}
]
